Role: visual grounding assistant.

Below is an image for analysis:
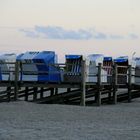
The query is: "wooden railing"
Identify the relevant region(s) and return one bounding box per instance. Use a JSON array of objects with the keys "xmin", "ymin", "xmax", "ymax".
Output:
[{"xmin": 0, "ymin": 60, "xmax": 140, "ymax": 105}]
